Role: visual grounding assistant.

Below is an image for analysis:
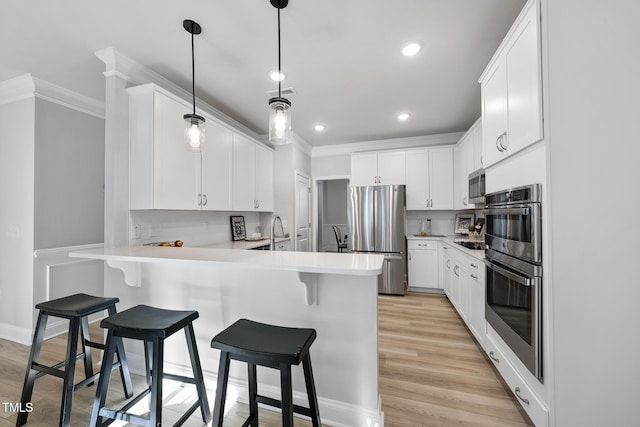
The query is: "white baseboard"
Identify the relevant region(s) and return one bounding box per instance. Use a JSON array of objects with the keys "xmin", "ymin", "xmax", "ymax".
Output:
[
  {"xmin": 124, "ymin": 353, "xmax": 384, "ymax": 427},
  {"xmin": 0, "ymin": 323, "xmax": 33, "ymax": 345}
]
